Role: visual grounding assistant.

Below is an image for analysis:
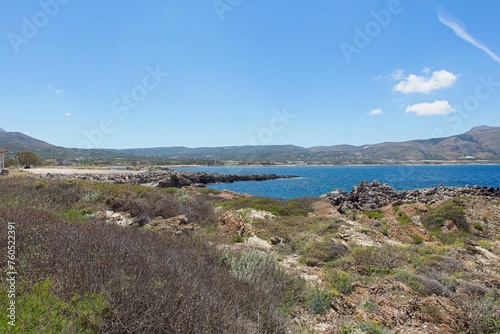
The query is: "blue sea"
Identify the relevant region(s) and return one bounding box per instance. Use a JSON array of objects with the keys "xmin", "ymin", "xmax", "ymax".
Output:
[{"xmin": 172, "ymin": 165, "xmax": 500, "ymax": 199}]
